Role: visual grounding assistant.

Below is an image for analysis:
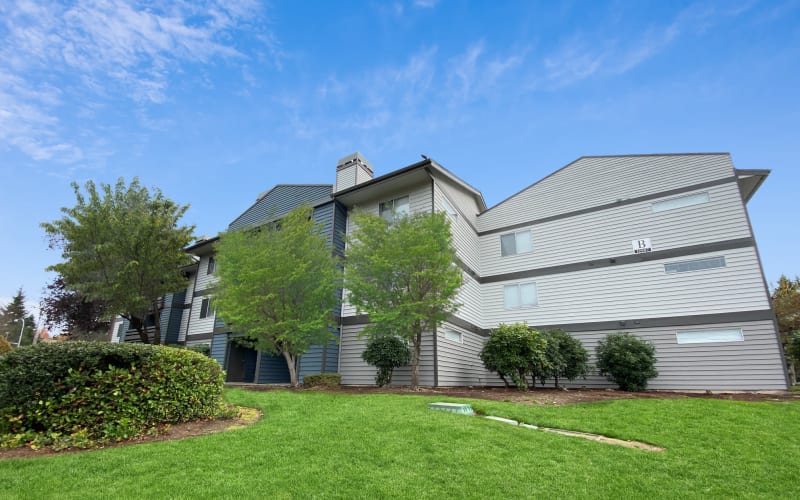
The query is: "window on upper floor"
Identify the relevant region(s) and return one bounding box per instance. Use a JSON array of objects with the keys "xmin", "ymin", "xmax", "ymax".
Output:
[
  {"xmin": 443, "ymin": 329, "xmax": 463, "ymax": 344},
  {"xmin": 199, "ymin": 298, "xmax": 214, "ymax": 319},
  {"xmin": 440, "ymin": 196, "xmax": 458, "ymax": 220},
  {"xmin": 664, "ymin": 256, "xmax": 726, "ymax": 274},
  {"xmin": 503, "ymin": 282, "xmax": 538, "ymax": 309},
  {"xmin": 676, "ymin": 328, "xmax": 743, "ymax": 344},
  {"xmin": 207, "ymin": 256, "xmax": 216, "ymax": 275},
  {"xmin": 379, "ymin": 195, "xmax": 410, "ymax": 224},
  {"xmin": 651, "ymin": 192, "xmax": 710, "ymax": 213},
  {"xmin": 500, "ymin": 230, "xmax": 533, "ymax": 257}
]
